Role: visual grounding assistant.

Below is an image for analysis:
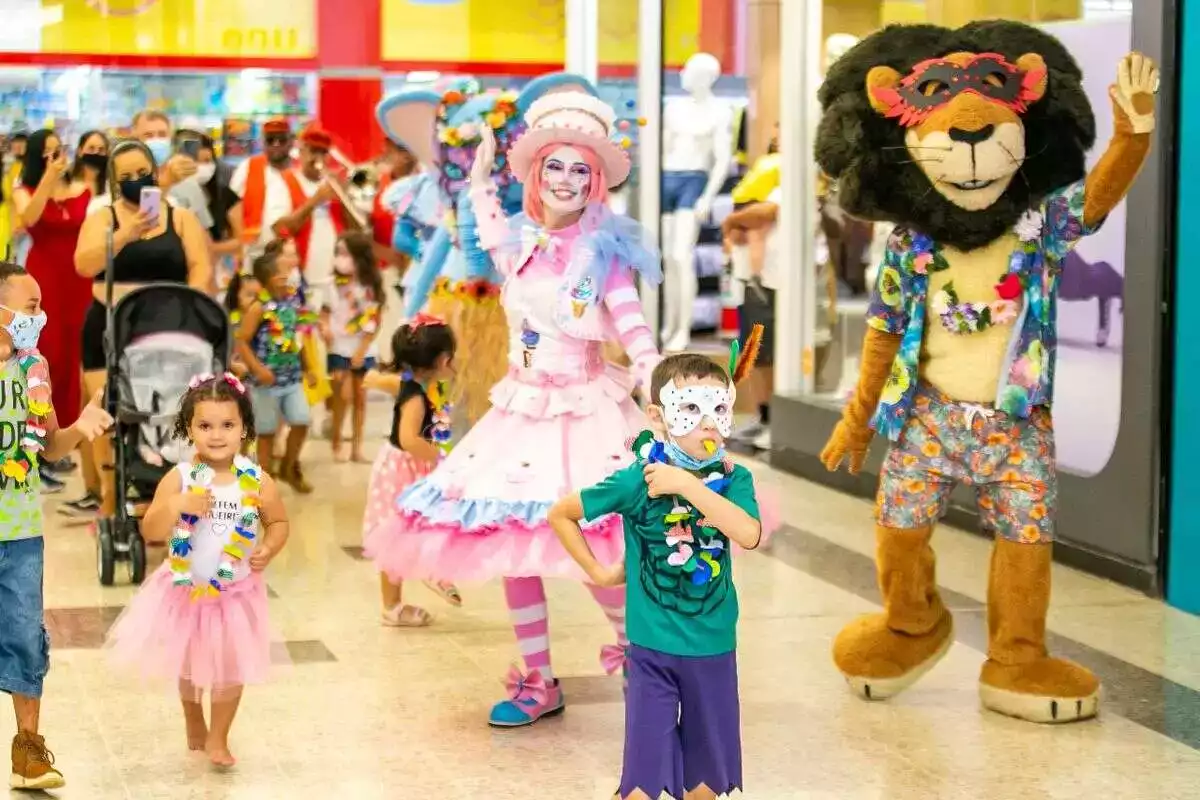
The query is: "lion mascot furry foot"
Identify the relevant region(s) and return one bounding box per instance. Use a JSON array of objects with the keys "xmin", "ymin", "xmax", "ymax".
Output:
[{"xmin": 815, "ymin": 21, "xmax": 1156, "ymax": 723}]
